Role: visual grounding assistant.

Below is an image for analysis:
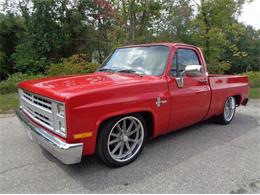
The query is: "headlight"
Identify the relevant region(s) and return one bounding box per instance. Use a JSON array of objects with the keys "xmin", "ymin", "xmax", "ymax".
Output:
[
  {"xmin": 54, "ymin": 103, "xmax": 66, "ymax": 137},
  {"xmin": 58, "ymin": 120, "xmax": 65, "ymax": 132},
  {"xmin": 57, "ymin": 103, "xmax": 65, "ymax": 117}
]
